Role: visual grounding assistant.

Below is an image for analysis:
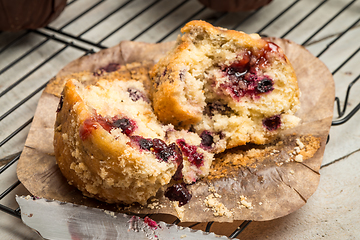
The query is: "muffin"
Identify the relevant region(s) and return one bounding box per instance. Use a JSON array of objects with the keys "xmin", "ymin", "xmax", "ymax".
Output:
[
  {"xmin": 150, "ymin": 20, "xmax": 300, "ymax": 153},
  {"xmin": 54, "ymin": 77, "xmax": 213, "ymax": 204}
]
